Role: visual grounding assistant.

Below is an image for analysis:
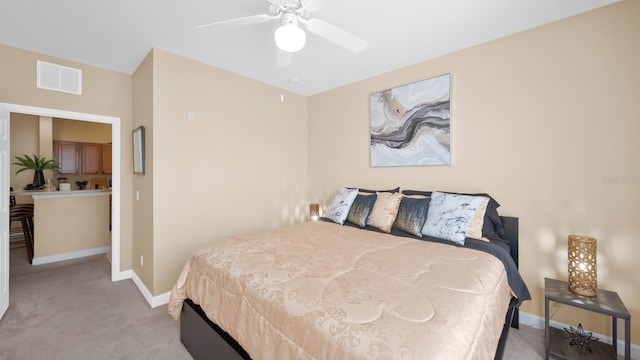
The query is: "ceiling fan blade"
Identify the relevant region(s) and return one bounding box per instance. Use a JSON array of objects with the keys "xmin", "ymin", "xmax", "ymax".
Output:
[
  {"xmin": 276, "ymin": 49, "xmax": 293, "ymax": 68},
  {"xmin": 304, "ymin": 18, "xmax": 368, "ymax": 53},
  {"xmin": 300, "ymin": 0, "xmax": 325, "ymax": 12},
  {"xmin": 195, "ymin": 14, "xmax": 273, "ymax": 29}
]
